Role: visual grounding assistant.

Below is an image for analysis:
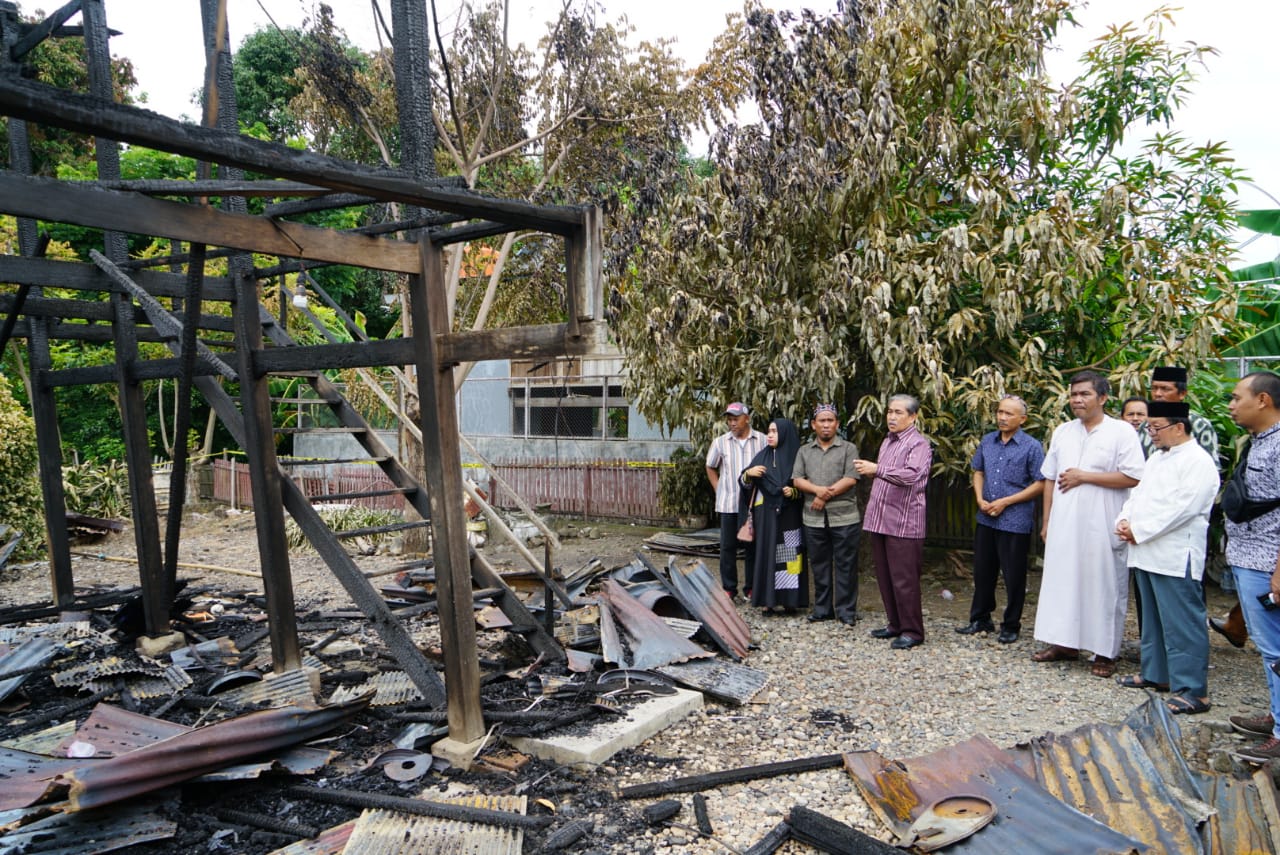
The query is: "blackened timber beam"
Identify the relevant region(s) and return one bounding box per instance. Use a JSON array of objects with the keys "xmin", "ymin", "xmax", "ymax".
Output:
[
  {"xmin": 0, "ymin": 255, "xmax": 236, "ymax": 301},
  {"xmin": 8, "ymin": 0, "xmax": 82, "ymax": 60},
  {"xmin": 44, "ymin": 358, "xmax": 225, "ymax": 386},
  {"xmin": 90, "ymin": 179, "xmax": 331, "ymax": 197},
  {"xmin": 0, "ymin": 293, "xmax": 237, "ymax": 334},
  {"xmin": 0, "ymin": 172, "xmax": 422, "ymax": 274},
  {"xmin": 411, "ymin": 238, "xmax": 484, "ymax": 743},
  {"xmin": 262, "ymin": 179, "xmax": 466, "ymax": 217},
  {"xmin": 0, "ymin": 76, "xmax": 591, "ymax": 234},
  {"xmin": 429, "ymin": 220, "xmax": 519, "ymax": 246},
  {"xmin": 89, "ymin": 250, "xmax": 238, "ymax": 380},
  {"xmin": 250, "ymin": 320, "xmax": 612, "ymax": 376},
  {"xmin": 1, "ymin": 319, "xmax": 231, "ymax": 347},
  {"xmin": 617, "ymin": 754, "xmax": 846, "ymax": 799}
]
